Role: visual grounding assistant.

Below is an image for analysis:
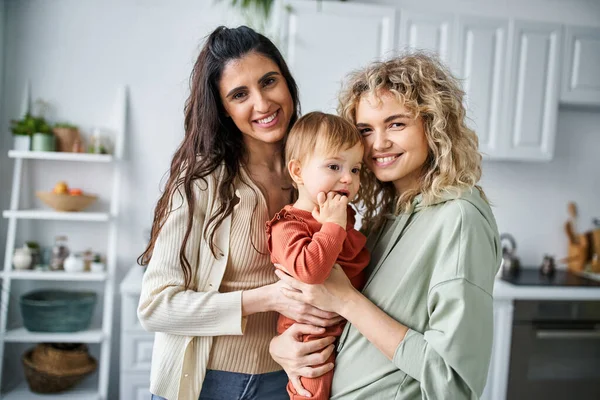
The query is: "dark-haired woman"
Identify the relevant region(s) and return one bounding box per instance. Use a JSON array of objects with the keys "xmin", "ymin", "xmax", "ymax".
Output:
[{"xmin": 138, "ymin": 26, "xmax": 340, "ymax": 400}]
